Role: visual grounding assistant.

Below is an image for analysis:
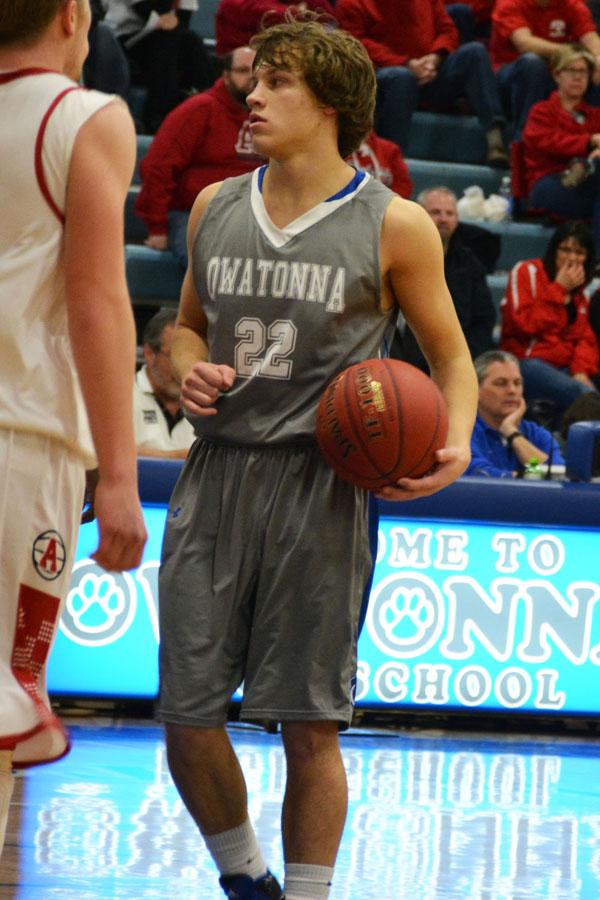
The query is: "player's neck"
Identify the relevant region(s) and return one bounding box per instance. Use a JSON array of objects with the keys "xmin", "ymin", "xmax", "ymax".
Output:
[
  {"xmin": 261, "ymin": 155, "xmax": 356, "ymax": 227},
  {"xmin": 0, "ymin": 41, "xmax": 65, "ymax": 76}
]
